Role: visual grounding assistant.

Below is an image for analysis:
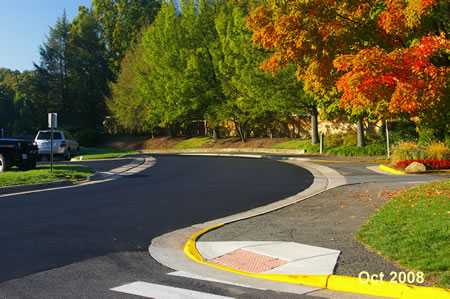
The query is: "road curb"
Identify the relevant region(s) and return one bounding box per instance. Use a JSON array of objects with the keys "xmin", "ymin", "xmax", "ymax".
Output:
[
  {"xmin": 379, "ymin": 164, "xmax": 450, "ymax": 175},
  {"xmin": 185, "ymin": 222, "xmax": 450, "ymax": 298},
  {"xmin": 184, "ymin": 224, "xmax": 330, "ymax": 288},
  {"xmin": 87, "ymin": 170, "xmax": 101, "ymax": 181},
  {"xmin": 141, "ymin": 148, "xmax": 306, "ymax": 155},
  {"xmin": 379, "ymin": 164, "xmax": 407, "ymax": 175},
  {"xmin": 0, "ymin": 180, "xmax": 72, "ymax": 195},
  {"xmin": 327, "ymin": 275, "xmax": 450, "ymax": 298}
]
